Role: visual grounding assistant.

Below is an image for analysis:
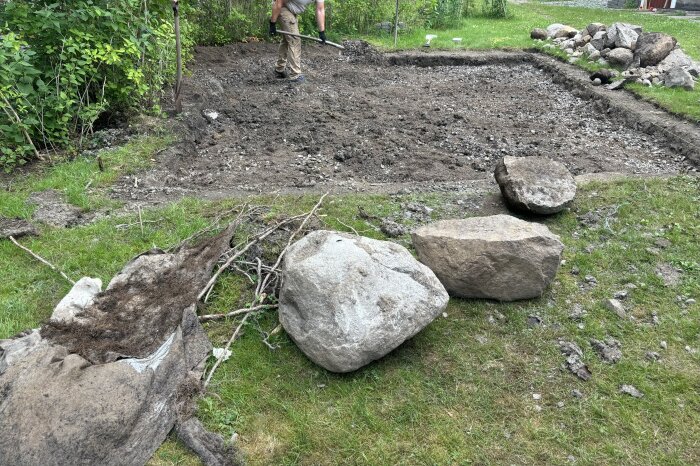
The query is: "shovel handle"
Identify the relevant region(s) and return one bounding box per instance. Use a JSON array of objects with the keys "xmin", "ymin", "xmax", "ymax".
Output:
[{"xmin": 277, "ymin": 30, "xmax": 345, "ymax": 50}]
